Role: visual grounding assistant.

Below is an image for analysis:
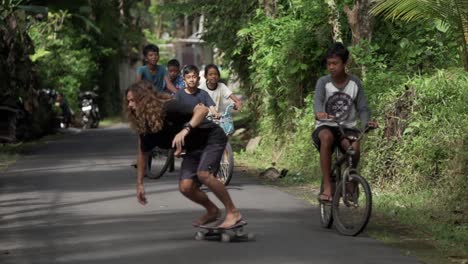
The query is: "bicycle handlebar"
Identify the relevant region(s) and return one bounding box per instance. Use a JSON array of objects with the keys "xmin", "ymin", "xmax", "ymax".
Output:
[
  {"xmin": 318, "ymin": 119, "xmax": 376, "ymax": 132},
  {"xmin": 317, "ymin": 118, "xmax": 377, "ymax": 143}
]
